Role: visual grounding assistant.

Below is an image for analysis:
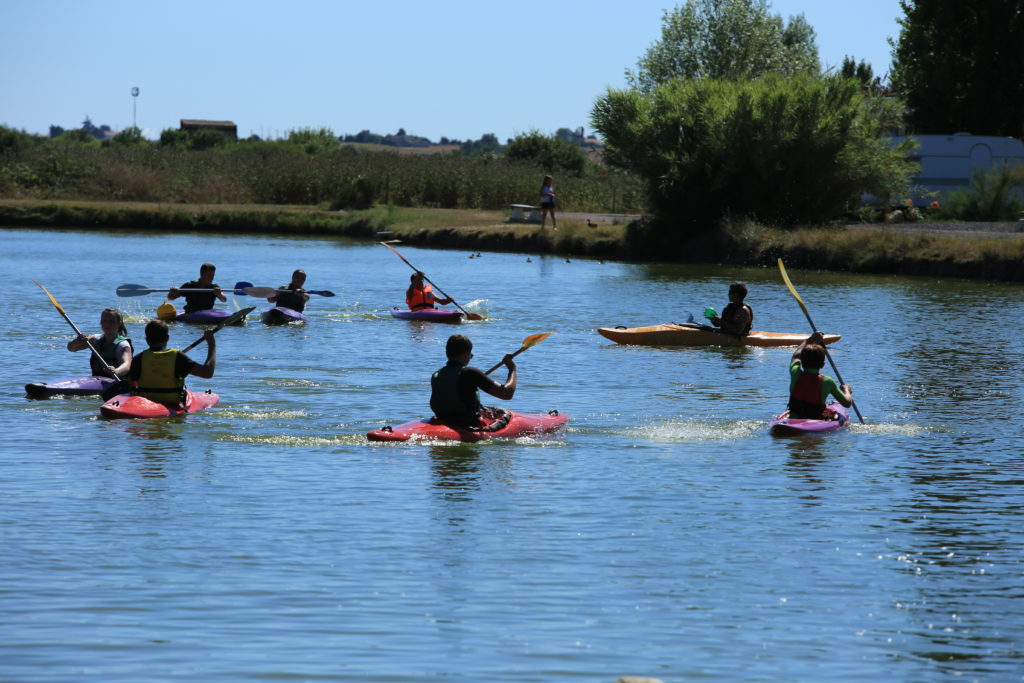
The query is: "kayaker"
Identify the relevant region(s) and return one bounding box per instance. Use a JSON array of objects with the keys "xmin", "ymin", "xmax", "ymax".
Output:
[
  {"xmin": 128, "ymin": 320, "xmax": 216, "ymax": 406},
  {"xmin": 430, "ymin": 334, "xmax": 516, "ymax": 426},
  {"xmin": 709, "ymin": 282, "xmax": 753, "ymax": 336},
  {"xmin": 66, "ymin": 307, "xmax": 133, "ymax": 378},
  {"xmin": 788, "ymin": 331, "xmax": 853, "ymax": 419},
  {"xmin": 267, "ymin": 268, "xmax": 310, "ymax": 312},
  {"xmin": 168, "ymin": 263, "xmax": 227, "ymax": 313},
  {"xmin": 406, "ymin": 271, "xmax": 452, "ymax": 311}
]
